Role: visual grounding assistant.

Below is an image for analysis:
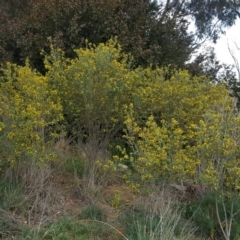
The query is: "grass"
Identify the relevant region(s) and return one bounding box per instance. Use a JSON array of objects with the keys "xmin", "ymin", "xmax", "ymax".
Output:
[
  {"xmin": 0, "ymin": 177, "xmax": 197, "ymax": 240},
  {"xmin": 0, "ymin": 167, "xmax": 201, "ymax": 240},
  {"xmin": 14, "ymin": 217, "xmax": 92, "ymax": 240},
  {"xmin": 0, "ymin": 150, "xmax": 209, "ymax": 240},
  {"xmin": 65, "ymin": 157, "xmax": 85, "ymax": 178},
  {"xmin": 185, "ymin": 191, "xmax": 240, "ymax": 240},
  {"xmin": 0, "ymin": 180, "xmax": 27, "ymax": 239},
  {"xmin": 79, "ymin": 205, "xmax": 107, "ymax": 221},
  {"xmin": 0, "ymin": 180, "xmax": 27, "ymax": 212},
  {"xmin": 14, "ymin": 216, "xmax": 125, "ymax": 240},
  {"xmin": 119, "ymin": 192, "xmax": 196, "ymax": 240}
]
